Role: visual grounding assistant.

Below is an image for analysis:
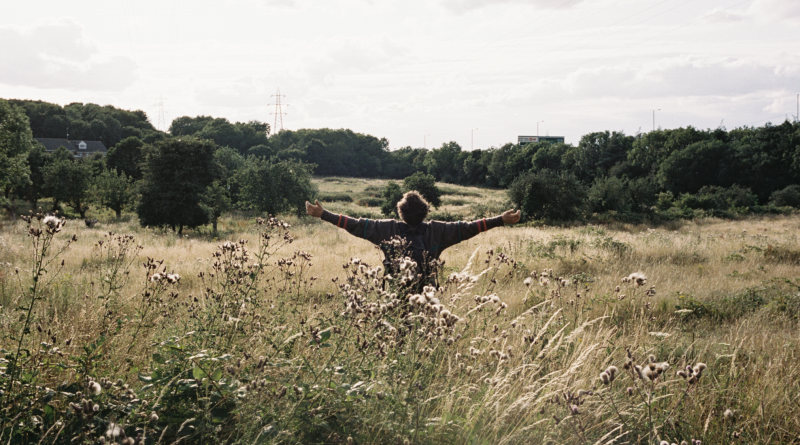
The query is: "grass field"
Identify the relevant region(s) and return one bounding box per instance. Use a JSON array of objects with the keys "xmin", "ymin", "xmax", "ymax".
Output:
[
  {"xmin": 312, "ymin": 176, "xmax": 508, "ymax": 220},
  {"xmin": 1, "ymin": 178, "xmax": 800, "ymax": 444}
]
